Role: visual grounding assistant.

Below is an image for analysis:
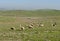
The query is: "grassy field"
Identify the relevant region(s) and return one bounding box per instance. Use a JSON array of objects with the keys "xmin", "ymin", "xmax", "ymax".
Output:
[{"xmin": 0, "ymin": 9, "xmax": 60, "ymax": 41}]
